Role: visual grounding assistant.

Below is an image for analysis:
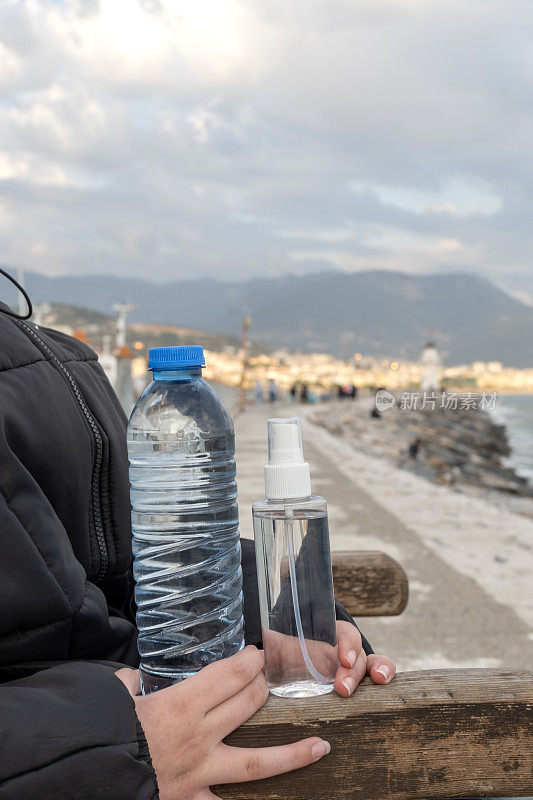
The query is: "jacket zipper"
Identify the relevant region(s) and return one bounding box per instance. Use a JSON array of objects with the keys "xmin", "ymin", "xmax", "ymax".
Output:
[{"xmin": 16, "ymin": 320, "xmax": 109, "ymax": 582}]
